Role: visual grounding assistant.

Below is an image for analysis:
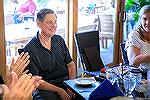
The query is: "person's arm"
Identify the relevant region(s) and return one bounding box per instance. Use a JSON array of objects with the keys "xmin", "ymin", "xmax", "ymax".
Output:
[
  {"xmin": 38, "ymin": 81, "xmax": 71, "ymax": 100},
  {"xmin": 60, "ymin": 37, "xmax": 76, "ymax": 79},
  {"xmin": 19, "ymin": 2, "xmax": 36, "ymax": 16},
  {"xmin": 67, "ymin": 61, "xmax": 76, "ymax": 79},
  {"xmin": 127, "ymin": 46, "xmax": 150, "ymax": 66},
  {"xmin": 28, "ymin": 2, "xmax": 36, "ymax": 15},
  {"xmin": 17, "ymin": 1, "xmax": 36, "ymax": 20}
]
